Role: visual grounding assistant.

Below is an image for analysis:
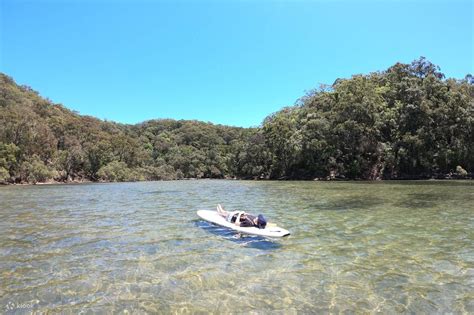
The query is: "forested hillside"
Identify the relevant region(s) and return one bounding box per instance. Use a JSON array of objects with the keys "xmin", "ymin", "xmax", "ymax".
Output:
[
  {"xmin": 263, "ymin": 58, "xmax": 473, "ymax": 180},
  {"xmin": 1, "ymin": 58, "xmax": 472, "ymax": 184}
]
